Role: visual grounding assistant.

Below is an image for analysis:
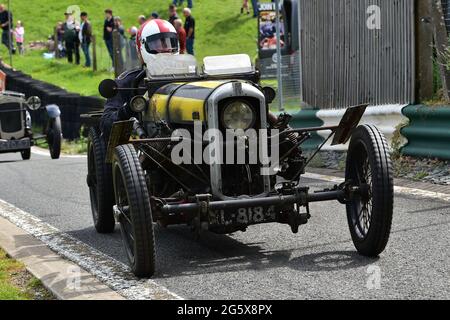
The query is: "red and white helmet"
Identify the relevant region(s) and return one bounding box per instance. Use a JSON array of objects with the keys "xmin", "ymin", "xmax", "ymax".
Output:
[{"xmin": 136, "ymin": 19, "xmax": 179, "ymax": 66}]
